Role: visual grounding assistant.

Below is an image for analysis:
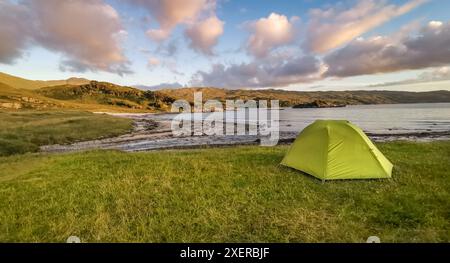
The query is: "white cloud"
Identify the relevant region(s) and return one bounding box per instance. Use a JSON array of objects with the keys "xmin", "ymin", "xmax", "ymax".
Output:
[
  {"xmin": 130, "ymin": 0, "xmax": 217, "ymax": 41},
  {"xmin": 0, "ymin": 0, "xmax": 130, "ymax": 75},
  {"xmin": 0, "ymin": 0, "xmax": 31, "ymax": 63},
  {"xmin": 370, "ymin": 66, "xmax": 450, "ymax": 87},
  {"xmin": 304, "ymin": 0, "xmax": 428, "ymax": 54},
  {"xmin": 147, "ymin": 57, "xmax": 161, "ymax": 67},
  {"xmin": 185, "ymin": 16, "xmax": 224, "ymax": 55},
  {"xmin": 325, "ymin": 21, "xmax": 450, "ymax": 77},
  {"xmin": 30, "ymin": 0, "xmax": 130, "ymax": 74},
  {"xmin": 246, "ymin": 13, "xmax": 296, "ymax": 58},
  {"xmin": 195, "ymin": 19, "xmax": 450, "ymax": 89},
  {"xmin": 192, "ymin": 53, "xmax": 324, "ymax": 88},
  {"xmin": 146, "ymin": 29, "xmax": 172, "ymax": 42}
]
